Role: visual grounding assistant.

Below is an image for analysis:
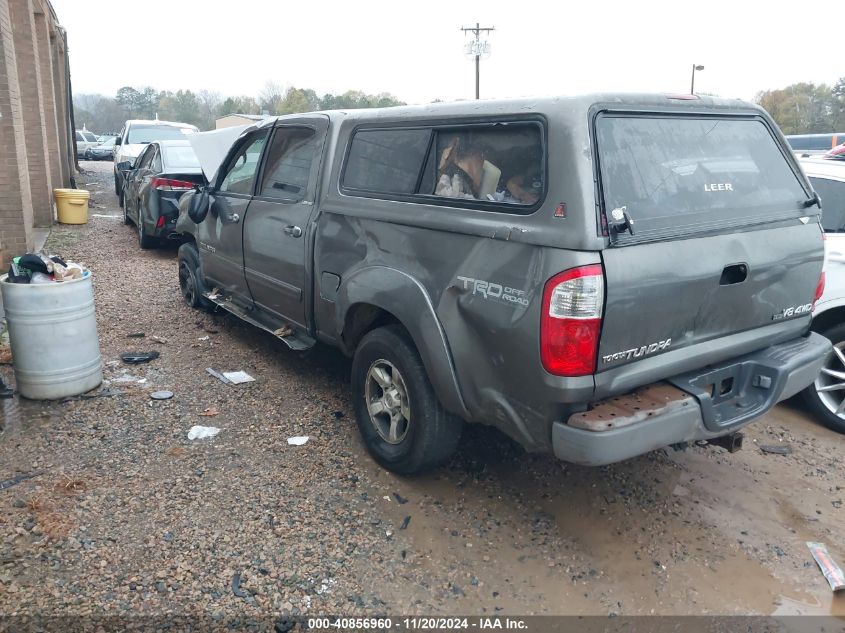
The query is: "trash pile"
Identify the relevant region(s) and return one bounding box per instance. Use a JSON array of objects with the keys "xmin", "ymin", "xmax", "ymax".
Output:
[{"xmin": 6, "ymin": 252, "xmax": 88, "ymax": 284}]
